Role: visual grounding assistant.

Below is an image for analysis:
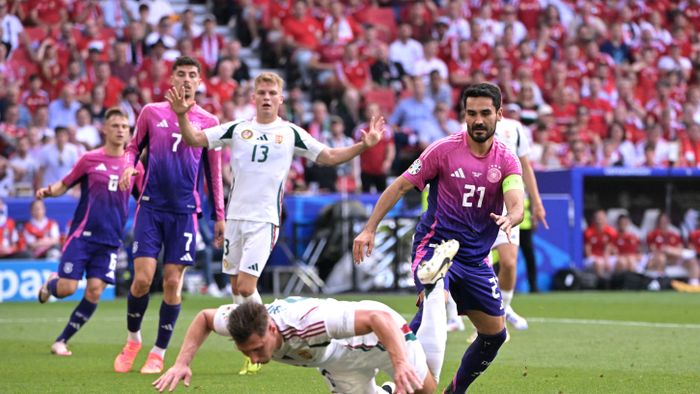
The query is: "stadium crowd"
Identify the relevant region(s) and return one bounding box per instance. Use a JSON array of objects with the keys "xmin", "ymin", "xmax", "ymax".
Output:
[{"xmin": 0, "ymin": 0, "xmax": 699, "ymax": 282}]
